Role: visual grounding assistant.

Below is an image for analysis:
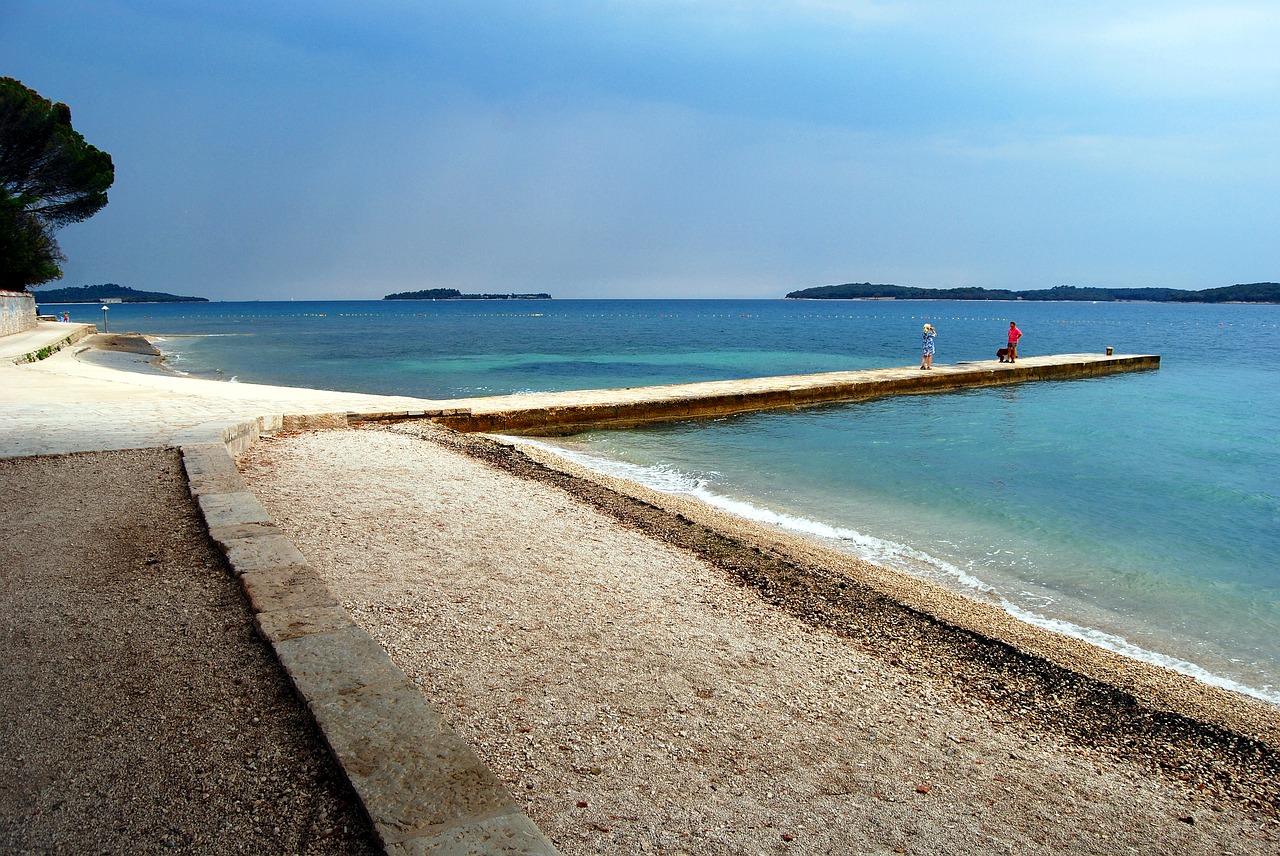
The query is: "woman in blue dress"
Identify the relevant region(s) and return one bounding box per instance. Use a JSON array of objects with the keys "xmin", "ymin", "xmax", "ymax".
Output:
[{"xmin": 921, "ymin": 323, "xmax": 936, "ymax": 370}]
